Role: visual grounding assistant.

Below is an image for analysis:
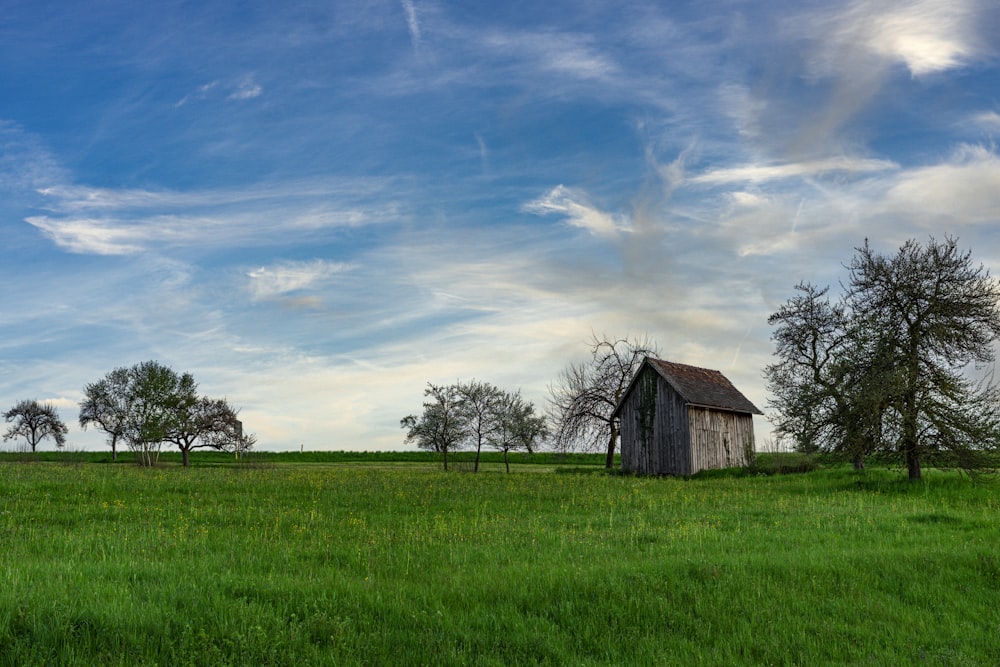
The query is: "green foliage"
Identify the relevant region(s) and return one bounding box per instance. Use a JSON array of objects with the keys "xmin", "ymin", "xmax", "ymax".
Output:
[
  {"xmin": 749, "ymin": 451, "xmax": 819, "ymax": 476},
  {"xmin": 0, "ymin": 461, "xmax": 998, "ymax": 664},
  {"xmin": 767, "ymin": 238, "xmax": 1000, "ymax": 479},
  {"xmin": 402, "ymin": 381, "xmax": 546, "ymax": 471},
  {"xmin": 80, "ymin": 361, "xmax": 253, "ymax": 467}
]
